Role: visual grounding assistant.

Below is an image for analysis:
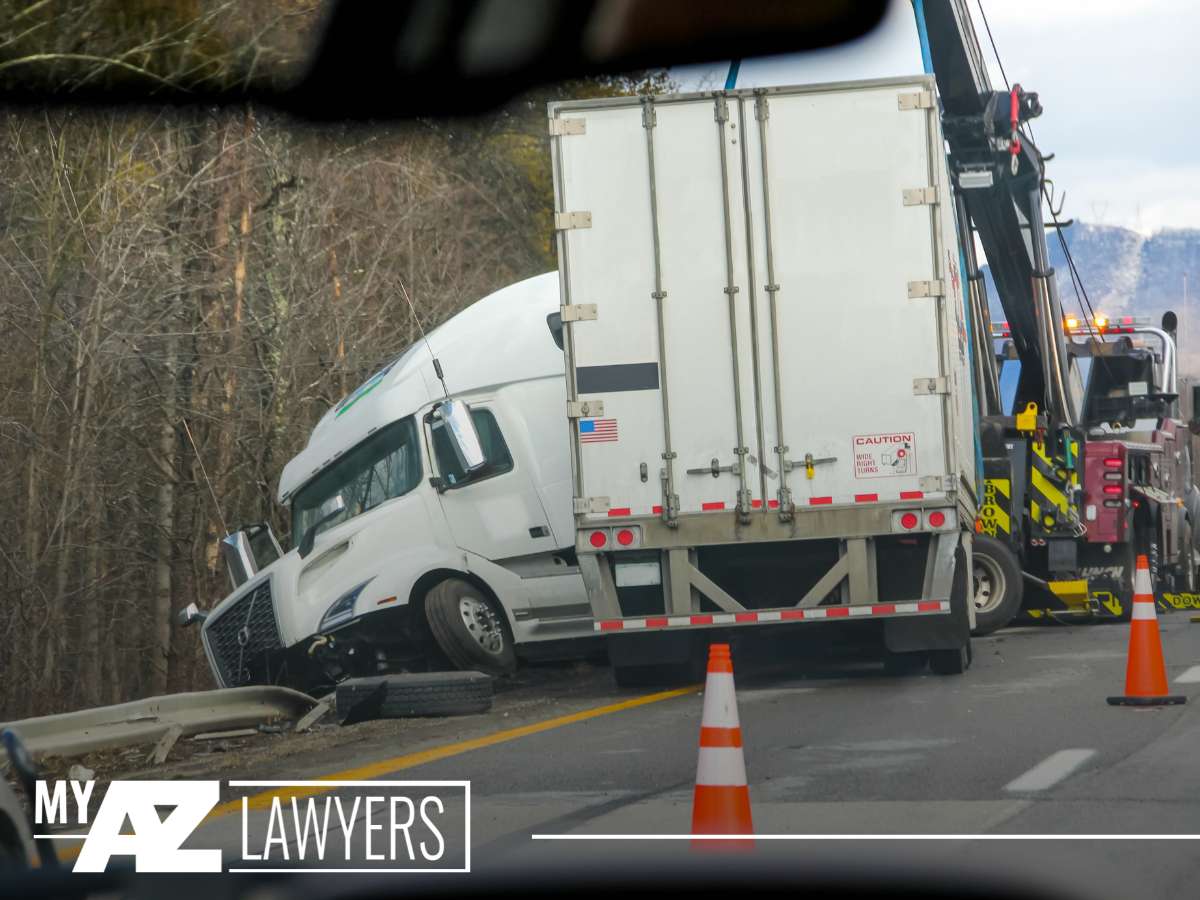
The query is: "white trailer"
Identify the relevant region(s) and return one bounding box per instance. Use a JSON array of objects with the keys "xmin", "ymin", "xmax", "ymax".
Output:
[
  {"xmin": 192, "ymin": 273, "xmax": 597, "ymax": 693},
  {"xmin": 549, "ymin": 77, "xmax": 979, "ymax": 682}
]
